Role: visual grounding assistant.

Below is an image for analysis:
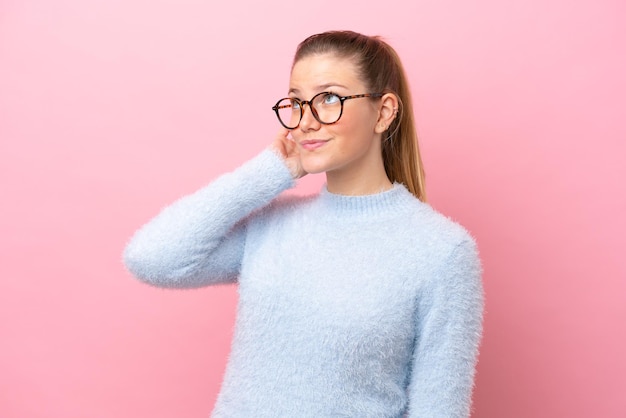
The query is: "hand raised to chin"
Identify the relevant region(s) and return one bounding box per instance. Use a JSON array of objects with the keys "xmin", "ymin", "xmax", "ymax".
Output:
[{"xmin": 270, "ymin": 128, "xmax": 307, "ymax": 179}]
